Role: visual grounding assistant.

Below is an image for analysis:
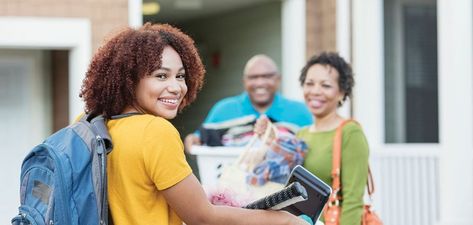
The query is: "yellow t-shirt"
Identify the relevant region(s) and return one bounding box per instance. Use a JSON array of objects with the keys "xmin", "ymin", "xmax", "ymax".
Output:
[{"xmin": 107, "ymin": 114, "xmax": 192, "ymax": 225}]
